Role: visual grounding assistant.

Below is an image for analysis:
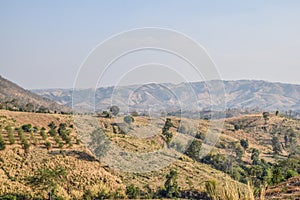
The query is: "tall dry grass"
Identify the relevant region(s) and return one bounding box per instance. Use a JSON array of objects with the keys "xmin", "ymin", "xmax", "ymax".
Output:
[{"xmin": 205, "ymin": 180, "xmax": 255, "ymax": 200}]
